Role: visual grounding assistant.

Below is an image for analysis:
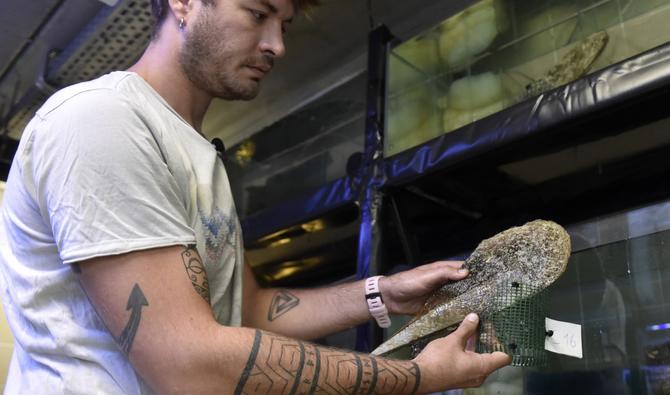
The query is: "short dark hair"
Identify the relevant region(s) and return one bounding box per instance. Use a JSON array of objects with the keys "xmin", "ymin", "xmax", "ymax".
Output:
[{"xmin": 150, "ymin": 0, "xmax": 319, "ymax": 38}]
